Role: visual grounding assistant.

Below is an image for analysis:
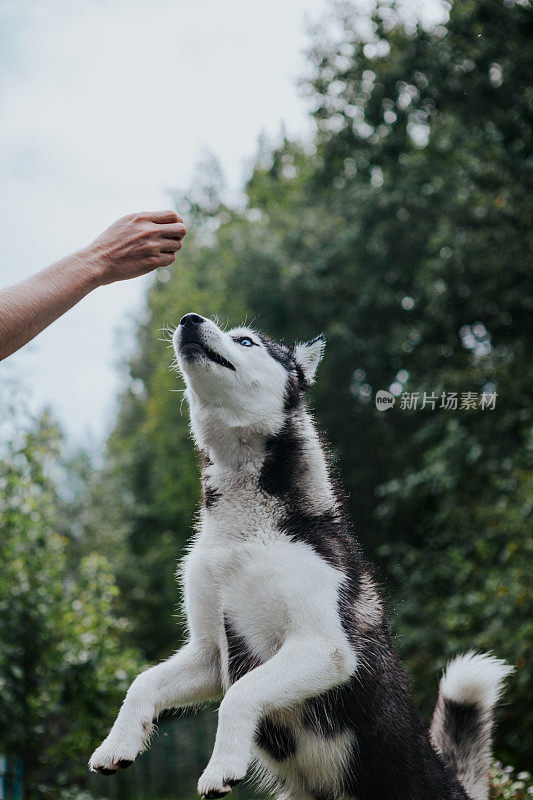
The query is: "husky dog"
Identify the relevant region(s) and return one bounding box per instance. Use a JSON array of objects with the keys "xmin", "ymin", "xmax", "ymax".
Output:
[{"xmin": 90, "ymin": 313, "xmax": 513, "ymax": 800}]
